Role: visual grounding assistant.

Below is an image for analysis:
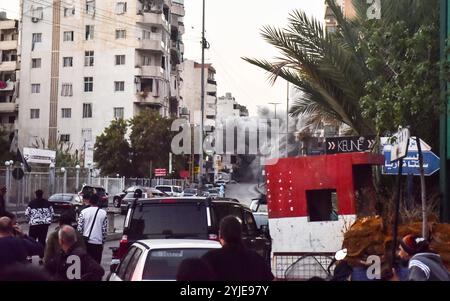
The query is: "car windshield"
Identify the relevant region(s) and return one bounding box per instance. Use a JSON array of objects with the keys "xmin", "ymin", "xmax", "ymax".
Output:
[
  {"xmin": 127, "ymin": 202, "xmax": 208, "ymax": 240},
  {"xmin": 49, "ymin": 194, "xmax": 73, "ymax": 202},
  {"xmin": 156, "ymin": 186, "xmax": 172, "ymax": 193},
  {"xmin": 142, "ymin": 248, "xmax": 214, "ymax": 280}
]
